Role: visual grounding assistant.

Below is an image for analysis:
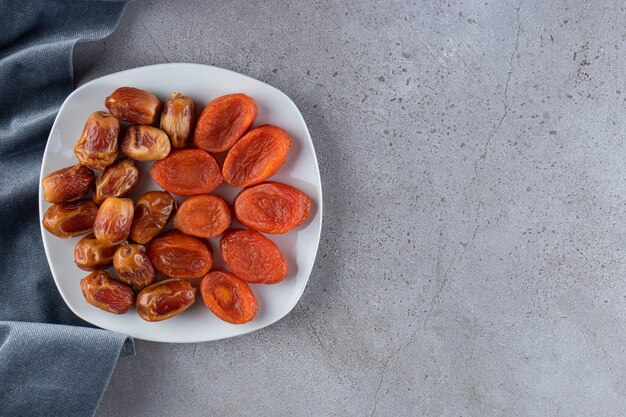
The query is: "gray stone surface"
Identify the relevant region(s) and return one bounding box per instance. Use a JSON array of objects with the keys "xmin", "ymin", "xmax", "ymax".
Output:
[{"xmin": 74, "ymin": 0, "xmax": 626, "ymax": 415}]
